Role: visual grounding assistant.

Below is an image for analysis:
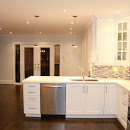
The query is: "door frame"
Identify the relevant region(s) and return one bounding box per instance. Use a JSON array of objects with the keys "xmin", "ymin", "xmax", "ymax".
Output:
[
  {"xmin": 38, "ymin": 44, "xmax": 54, "ymax": 76},
  {"xmin": 13, "ymin": 42, "xmax": 63, "ymax": 84},
  {"xmin": 20, "ymin": 44, "xmax": 55, "ymax": 82}
]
